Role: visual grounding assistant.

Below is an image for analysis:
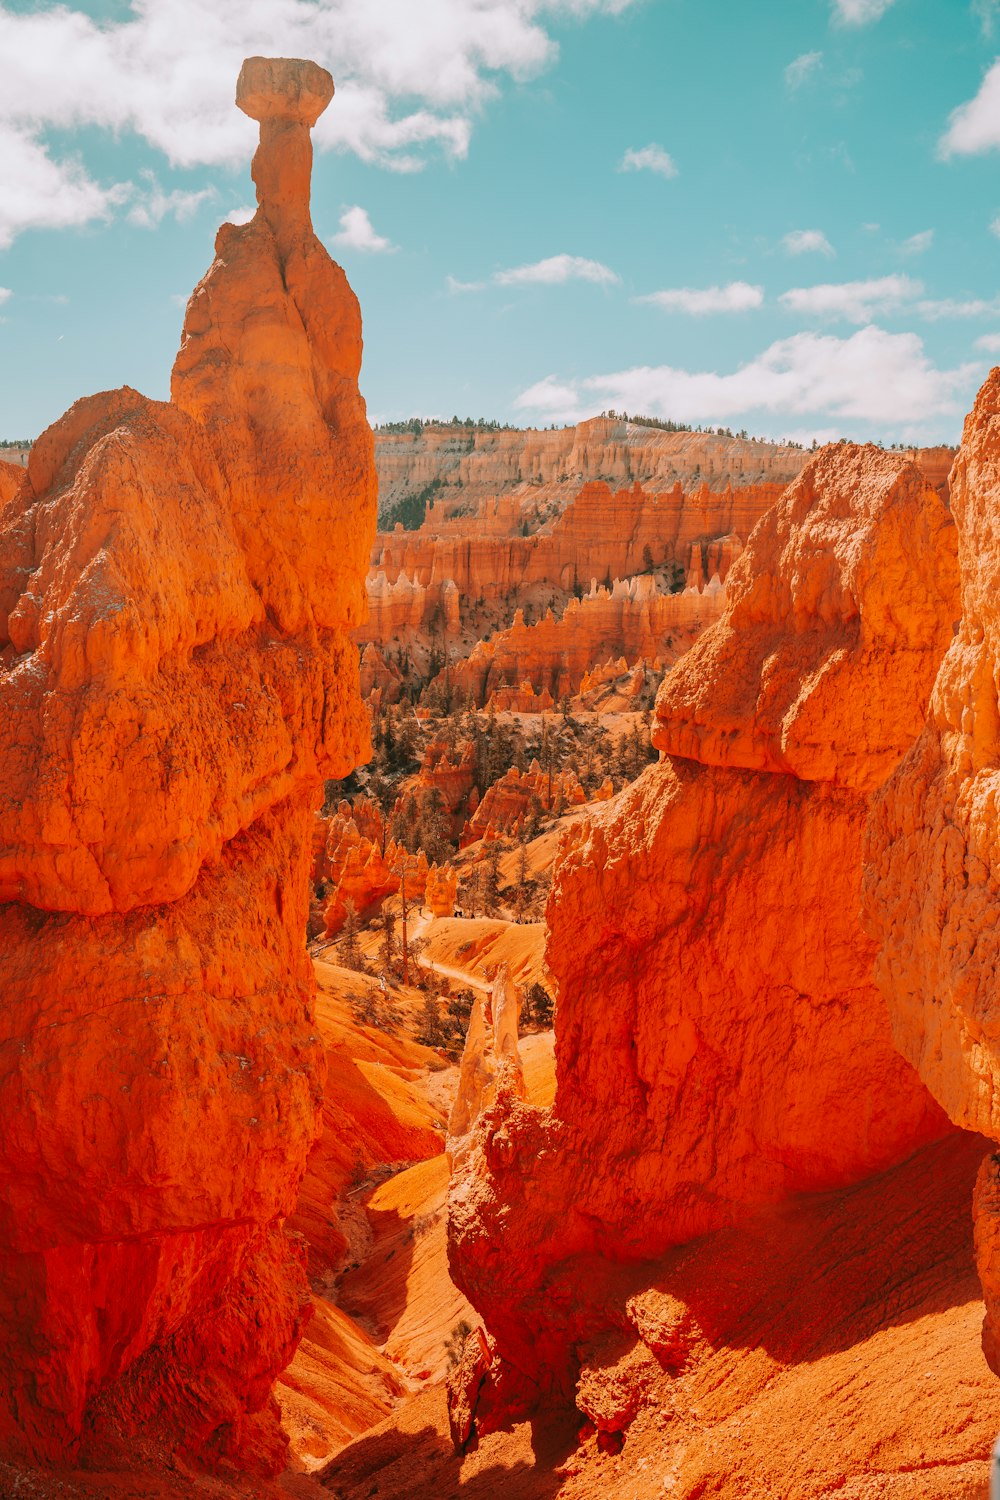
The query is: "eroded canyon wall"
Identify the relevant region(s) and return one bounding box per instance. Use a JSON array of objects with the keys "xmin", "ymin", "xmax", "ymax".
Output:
[
  {"xmin": 0, "ymin": 56, "xmax": 375, "ymax": 1475},
  {"xmin": 435, "ymin": 575, "xmax": 726, "ymax": 707},
  {"xmin": 368, "ymin": 479, "xmax": 772, "ymax": 623},
  {"xmin": 375, "ymin": 419, "xmax": 810, "ymax": 516},
  {"xmin": 863, "ymin": 369, "xmax": 1000, "ymax": 1368},
  {"xmin": 446, "ymin": 444, "xmax": 959, "ymax": 1410}
]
